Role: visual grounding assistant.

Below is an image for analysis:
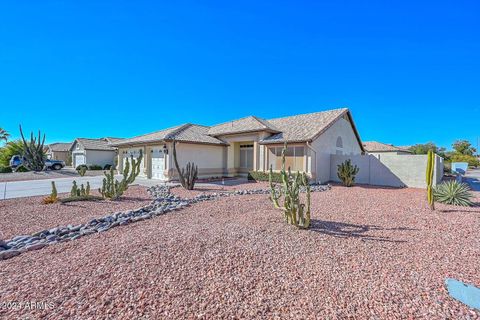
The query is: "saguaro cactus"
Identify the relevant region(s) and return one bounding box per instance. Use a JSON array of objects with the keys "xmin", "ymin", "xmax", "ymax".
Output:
[
  {"xmin": 99, "ymin": 152, "xmax": 142, "ymax": 200},
  {"xmin": 426, "ymin": 149, "xmax": 435, "ymax": 210},
  {"xmin": 19, "ymin": 125, "xmax": 45, "ymax": 171},
  {"xmin": 269, "ymin": 143, "xmax": 311, "ymax": 229},
  {"xmin": 172, "ymin": 140, "xmax": 198, "ymax": 190}
]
